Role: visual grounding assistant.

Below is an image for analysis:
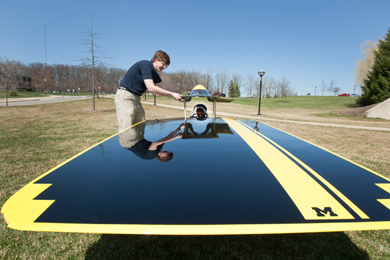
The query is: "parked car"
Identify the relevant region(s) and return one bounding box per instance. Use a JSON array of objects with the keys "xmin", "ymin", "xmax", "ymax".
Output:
[
  {"xmin": 338, "ymin": 93, "xmax": 350, "ymax": 96},
  {"xmin": 212, "ymin": 92, "xmax": 226, "ymax": 97},
  {"xmin": 350, "ymin": 94, "xmax": 358, "ymax": 97}
]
